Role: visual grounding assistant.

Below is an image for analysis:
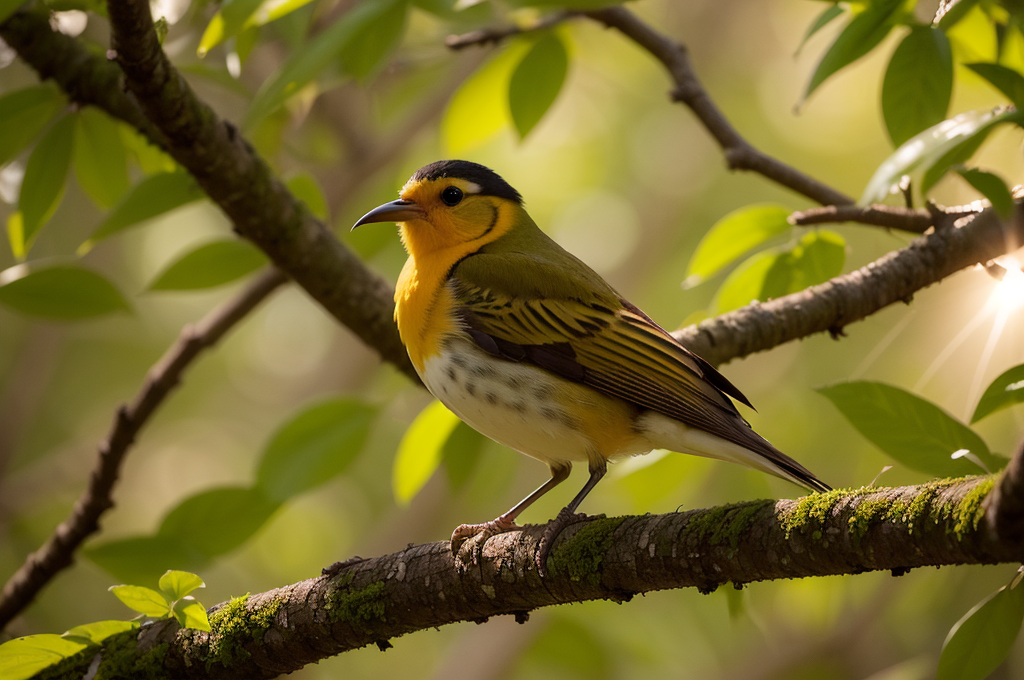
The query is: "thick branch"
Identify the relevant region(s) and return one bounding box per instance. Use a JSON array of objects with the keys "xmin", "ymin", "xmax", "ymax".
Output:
[
  {"xmin": 37, "ymin": 475, "xmax": 1024, "ymax": 679},
  {"xmin": 584, "ymin": 7, "xmax": 854, "ymax": 207},
  {"xmin": 789, "ymin": 204, "xmax": 934, "ymax": 233},
  {"xmin": 672, "ymin": 206, "xmax": 1024, "ymax": 366},
  {"xmin": 0, "ymin": 270, "xmax": 287, "ymax": 629}
]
